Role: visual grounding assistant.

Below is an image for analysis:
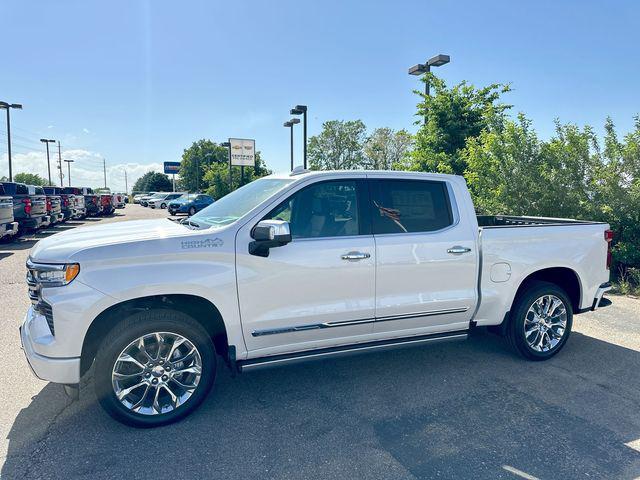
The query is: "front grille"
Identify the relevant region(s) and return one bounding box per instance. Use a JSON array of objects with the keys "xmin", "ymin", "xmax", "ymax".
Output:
[{"xmin": 26, "ymin": 268, "xmax": 55, "ymax": 335}]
